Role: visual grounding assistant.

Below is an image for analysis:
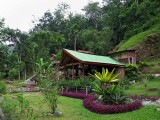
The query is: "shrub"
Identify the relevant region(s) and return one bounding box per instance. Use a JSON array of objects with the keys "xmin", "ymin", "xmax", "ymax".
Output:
[
  {"xmin": 41, "ymin": 80, "xmax": 59, "ymax": 114},
  {"xmin": 8, "ymin": 68, "xmax": 18, "ymax": 81},
  {"xmin": 0, "ymin": 71, "xmax": 5, "ymax": 79},
  {"xmin": 0, "ymin": 94, "xmax": 34, "ymax": 120},
  {"xmin": 60, "ymin": 92, "xmax": 88, "ymax": 99},
  {"xmin": 58, "ymin": 78, "xmax": 94, "ymax": 92},
  {"xmin": 119, "ymin": 78, "xmax": 131, "ymax": 89},
  {"xmin": 125, "ymin": 64, "xmax": 140, "ymax": 81},
  {"xmin": 0, "ymin": 81, "xmax": 6, "ymax": 95},
  {"xmin": 36, "ymin": 58, "xmax": 59, "ymax": 115},
  {"xmin": 104, "ymin": 93, "xmax": 128, "ymax": 105},
  {"xmin": 83, "ymin": 95, "xmax": 142, "ymax": 114},
  {"xmin": 138, "ymin": 61, "xmax": 149, "ymax": 68},
  {"xmin": 92, "ymin": 82, "xmax": 129, "ymax": 105},
  {"xmin": 89, "ymin": 67, "xmax": 127, "ymax": 104}
]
